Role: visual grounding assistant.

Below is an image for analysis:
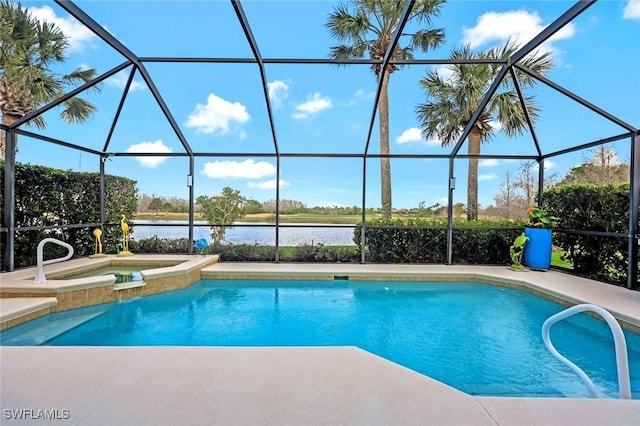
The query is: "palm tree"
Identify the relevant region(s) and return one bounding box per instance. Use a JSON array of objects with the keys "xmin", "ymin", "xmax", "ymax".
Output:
[
  {"xmin": 416, "ymin": 41, "xmax": 553, "ymax": 220},
  {"xmin": 326, "ymin": 0, "xmax": 445, "ymax": 219},
  {"xmin": 0, "ymin": 0, "xmax": 99, "ymax": 159}
]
